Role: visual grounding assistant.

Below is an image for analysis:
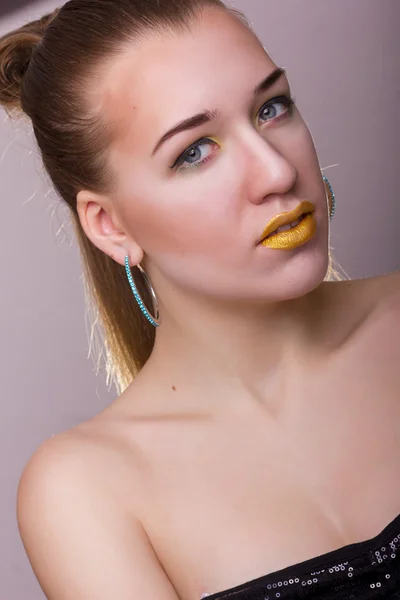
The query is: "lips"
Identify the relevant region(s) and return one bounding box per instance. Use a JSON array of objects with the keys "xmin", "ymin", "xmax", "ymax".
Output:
[{"xmin": 259, "ymin": 200, "xmax": 315, "ymax": 243}]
